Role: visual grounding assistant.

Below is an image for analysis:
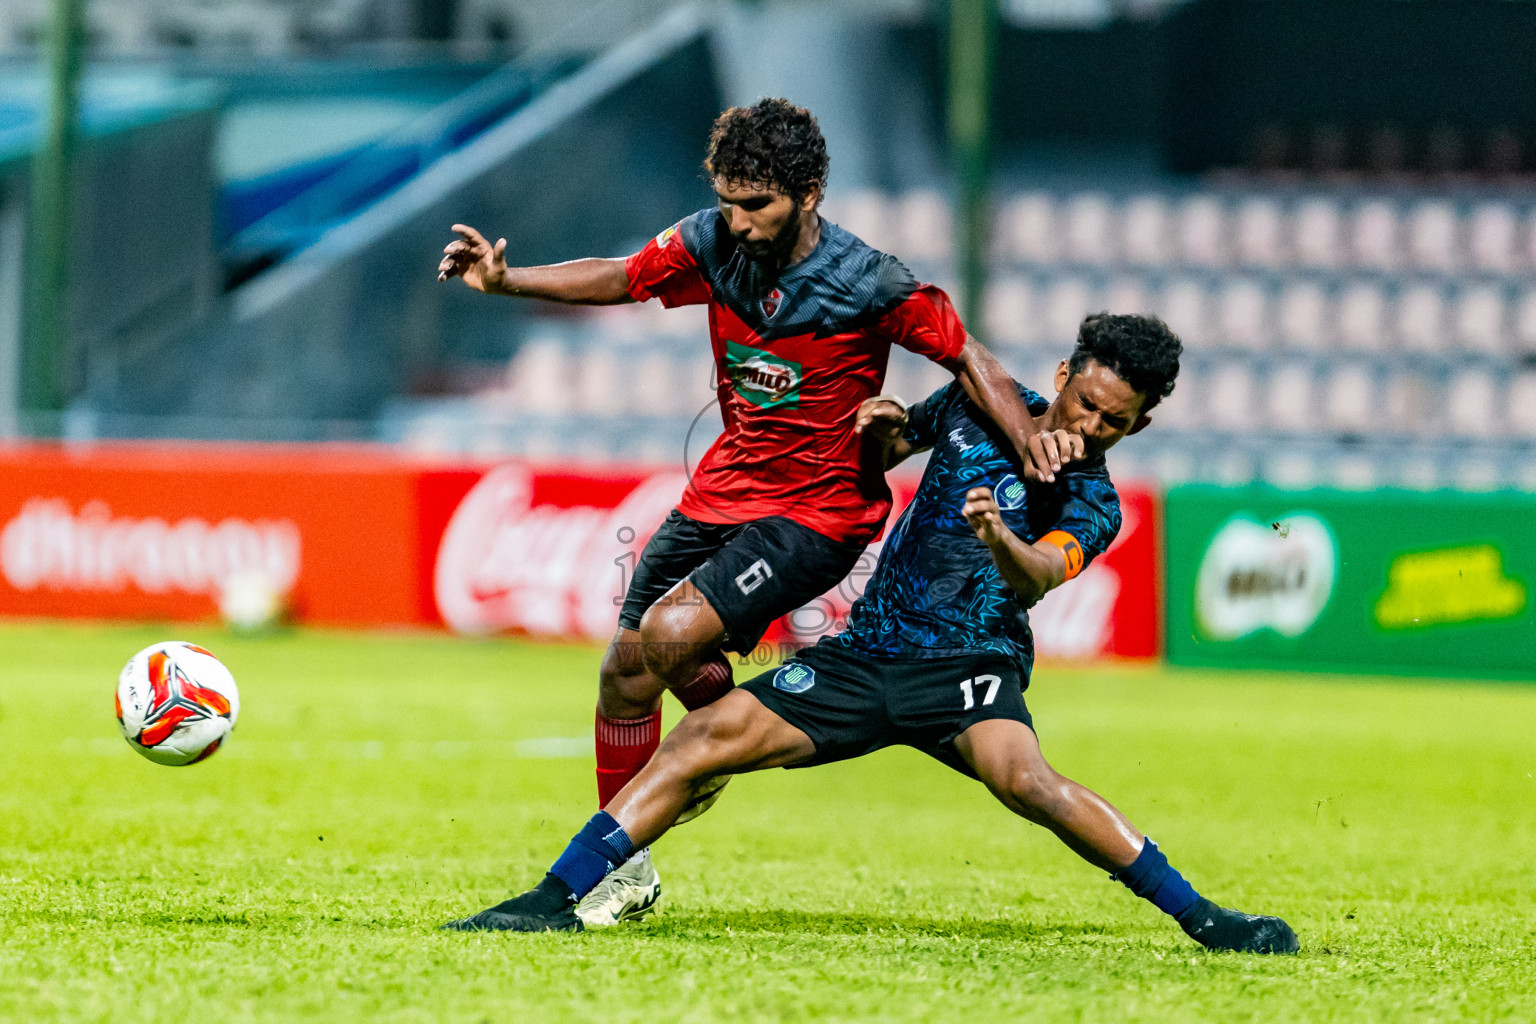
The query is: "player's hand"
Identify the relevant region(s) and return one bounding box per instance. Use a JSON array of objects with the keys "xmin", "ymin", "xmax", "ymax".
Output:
[
  {"xmin": 438, "ymin": 223, "xmax": 508, "ymax": 293},
  {"xmin": 853, "ymin": 395, "xmax": 907, "ymax": 444},
  {"xmin": 1021, "ymin": 429, "xmax": 1086, "ymax": 483},
  {"xmin": 962, "ymin": 487, "xmax": 1013, "ymax": 547}
]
